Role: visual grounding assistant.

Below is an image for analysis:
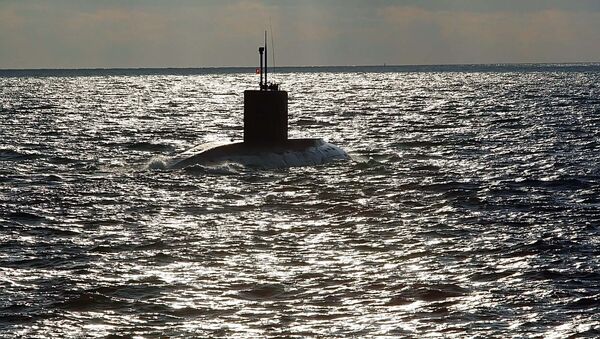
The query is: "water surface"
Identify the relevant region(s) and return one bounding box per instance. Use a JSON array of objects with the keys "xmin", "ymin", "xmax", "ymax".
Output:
[{"xmin": 1, "ymin": 65, "xmax": 600, "ymax": 338}]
